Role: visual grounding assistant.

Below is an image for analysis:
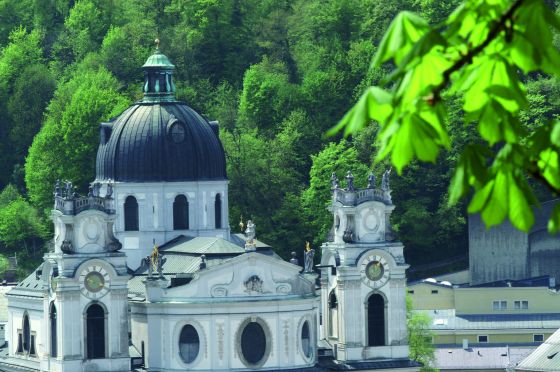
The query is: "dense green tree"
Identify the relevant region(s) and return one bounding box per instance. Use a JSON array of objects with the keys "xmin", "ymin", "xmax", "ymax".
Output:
[
  {"xmin": 407, "ymin": 295, "xmax": 437, "ymax": 371},
  {"xmin": 25, "ymin": 63, "xmax": 129, "ymax": 211},
  {"xmin": 0, "ymin": 196, "xmax": 48, "ymax": 254},
  {"xmin": 333, "ymin": 0, "xmax": 560, "ymax": 234}
]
